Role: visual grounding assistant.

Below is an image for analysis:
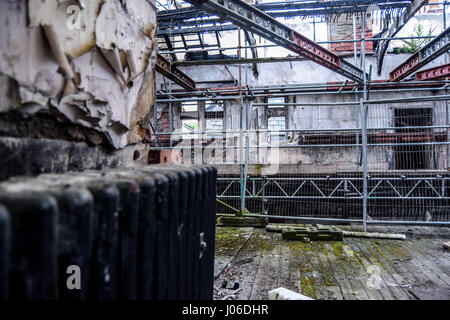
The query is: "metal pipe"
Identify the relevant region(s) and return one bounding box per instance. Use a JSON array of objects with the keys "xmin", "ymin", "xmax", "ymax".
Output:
[
  {"xmin": 157, "ymin": 94, "xmax": 450, "ymax": 105},
  {"xmin": 238, "ymin": 28, "xmax": 245, "ymax": 216},
  {"xmin": 217, "ymin": 213, "xmax": 450, "ymax": 226},
  {"xmin": 154, "ymin": 124, "xmax": 450, "ymax": 136},
  {"xmin": 218, "ymin": 176, "xmax": 450, "ymax": 181},
  {"xmin": 361, "ymin": 99, "xmax": 368, "ymax": 231},
  {"xmin": 158, "ymin": 35, "xmax": 439, "ymax": 54},
  {"xmin": 157, "ymin": 87, "xmax": 450, "ymax": 100},
  {"xmin": 152, "ymin": 141, "xmax": 450, "ymax": 150},
  {"xmin": 218, "ymin": 195, "xmax": 450, "ymax": 200},
  {"xmin": 157, "ymin": 80, "xmax": 450, "ymax": 96}
]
